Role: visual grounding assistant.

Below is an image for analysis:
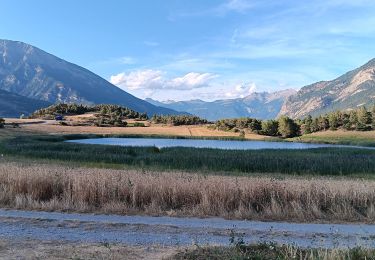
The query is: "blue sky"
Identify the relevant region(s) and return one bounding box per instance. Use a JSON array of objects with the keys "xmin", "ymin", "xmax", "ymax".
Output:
[{"xmin": 1, "ymin": 0, "xmax": 375, "ymax": 101}]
